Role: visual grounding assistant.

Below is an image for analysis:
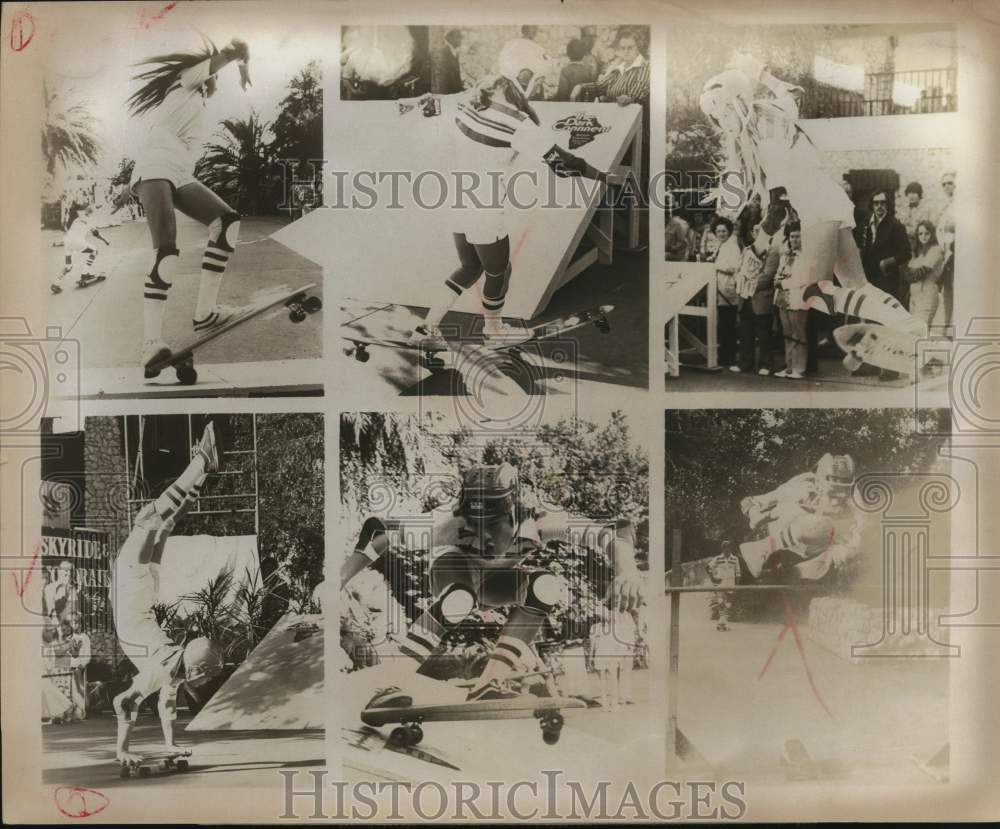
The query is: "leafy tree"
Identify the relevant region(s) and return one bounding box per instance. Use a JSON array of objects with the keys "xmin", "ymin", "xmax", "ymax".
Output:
[
  {"xmin": 42, "ymin": 82, "xmax": 101, "ymax": 180},
  {"xmin": 194, "ymin": 113, "xmax": 272, "ymax": 214},
  {"xmin": 270, "ymin": 61, "xmax": 323, "ymax": 165}
]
